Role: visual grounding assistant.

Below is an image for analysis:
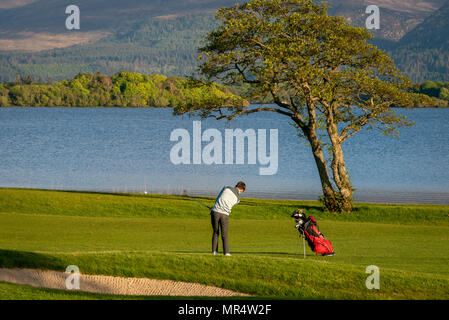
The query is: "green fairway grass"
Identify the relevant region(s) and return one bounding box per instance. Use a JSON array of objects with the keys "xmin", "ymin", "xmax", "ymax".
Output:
[
  {"xmin": 0, "ymin": 188, "xmax": 448, "ymax": 299},
  {"xmin": 1, "ymin": 188, "xmax": 447, "ymax": 224}
]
